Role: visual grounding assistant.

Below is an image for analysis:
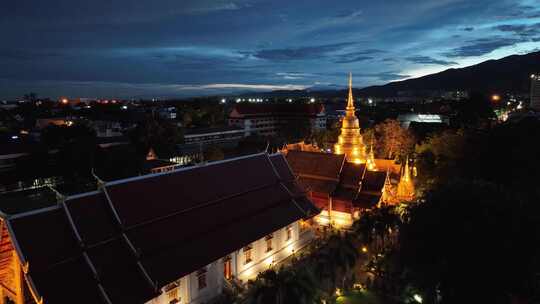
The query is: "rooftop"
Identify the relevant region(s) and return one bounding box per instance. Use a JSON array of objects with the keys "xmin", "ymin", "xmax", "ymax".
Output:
[{"xmin": 3, "ymin": 153, "xmax": 317, "ymax": 304}]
